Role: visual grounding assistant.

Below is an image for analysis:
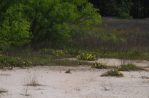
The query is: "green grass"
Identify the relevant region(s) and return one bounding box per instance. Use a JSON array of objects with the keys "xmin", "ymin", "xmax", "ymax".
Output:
[
  {"xmin": 0, "ymin": 55, "xmax": 32, "ymax": 69},
  {"xmin": 118, "ymin": 64, "xmax": 143, "ymax": 71},
  {"xmin": 0, "ymin": 48, "xmax": 148, "ymax": 69}
]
